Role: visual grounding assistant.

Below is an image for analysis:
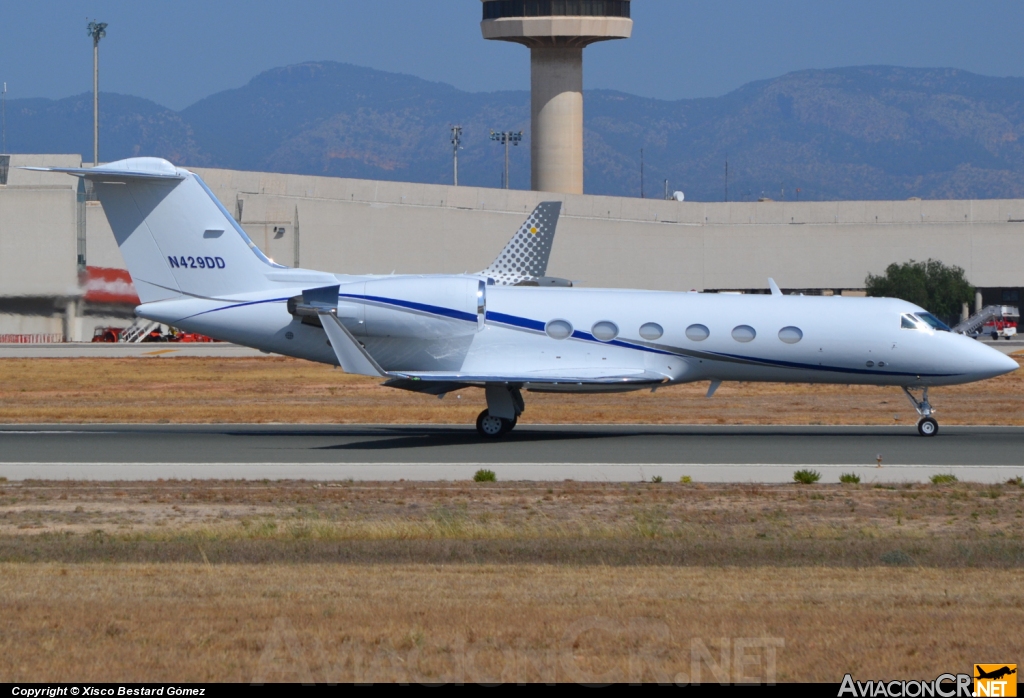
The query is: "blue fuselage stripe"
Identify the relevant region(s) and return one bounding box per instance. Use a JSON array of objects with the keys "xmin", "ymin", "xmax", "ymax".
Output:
[
  {"xmin": 185, "ymin": 295, "xmax": 959, "ymax": 379},
  {"xmin": 341, "ymin": 294, "xmax": 478, "ymax": 323}
]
